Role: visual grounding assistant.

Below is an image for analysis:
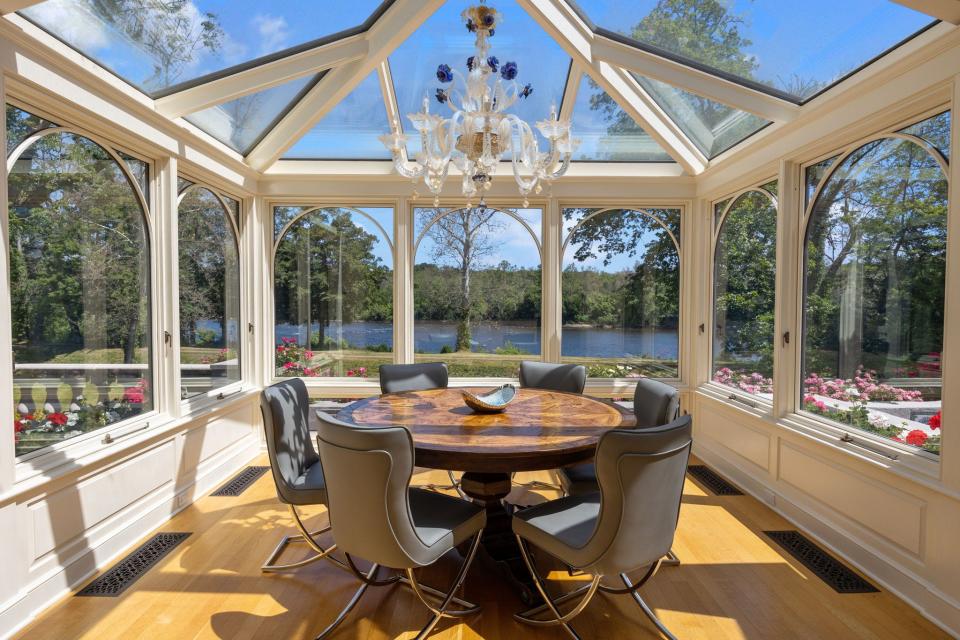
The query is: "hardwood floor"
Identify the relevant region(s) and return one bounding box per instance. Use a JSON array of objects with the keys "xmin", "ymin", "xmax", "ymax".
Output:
[{"xmin": 15, "ymin": 455, "xmax": 947, "ymax": 640}]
